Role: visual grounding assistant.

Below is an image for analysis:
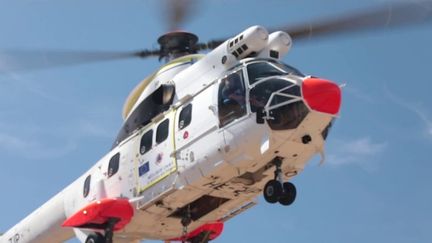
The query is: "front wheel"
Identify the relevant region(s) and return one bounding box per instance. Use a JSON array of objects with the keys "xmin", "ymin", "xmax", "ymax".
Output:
[
  {"xmin": 263, "ymin": 180, "xmax": 282, "ymax": 203},
  {"xmin": 85, "ymin": 233, "xmax": 105, "ymax": 243},
  {"xmin": 278, "ymin": 182, "xmax": 297, "ymax": 206}
]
